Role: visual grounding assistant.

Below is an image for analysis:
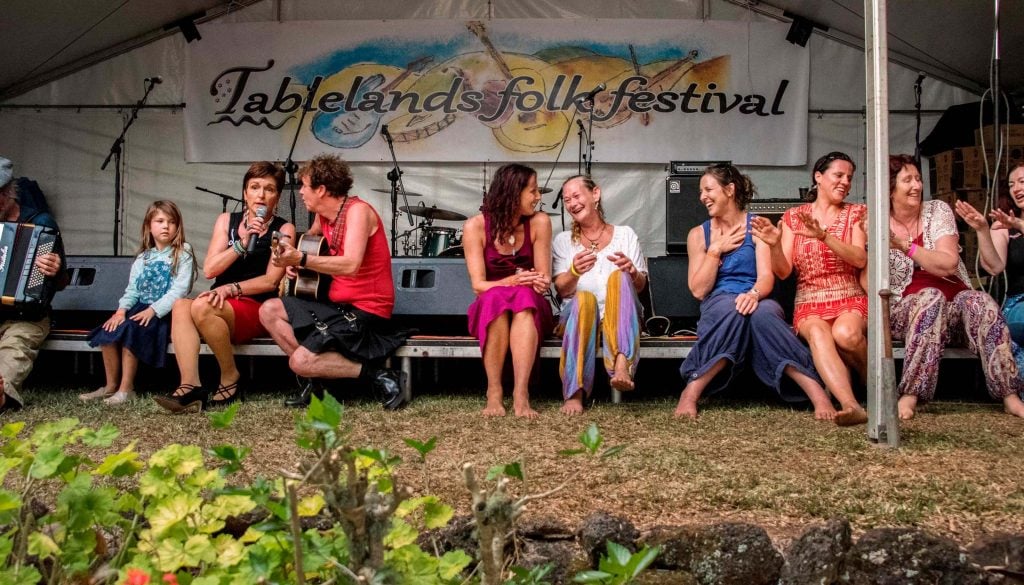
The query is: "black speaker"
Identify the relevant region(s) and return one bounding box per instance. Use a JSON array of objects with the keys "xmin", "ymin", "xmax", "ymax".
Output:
[
  {"xmin": 665, "ymin": 175, "xmax": 706, "ymax": 255},
  {"xmin": 646, "ymin": 256, "xmax": 701, "ymax": 330},
  {"xmin": 50, "ymin": 255, "xmax": 136, "ymax": 329},
  {"xmin": 391, "ymin": 257, "xmax": 475, "ymax": 316}
]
